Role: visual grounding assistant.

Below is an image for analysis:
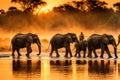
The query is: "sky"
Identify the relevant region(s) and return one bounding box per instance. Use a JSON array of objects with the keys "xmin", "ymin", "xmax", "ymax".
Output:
[{"xmin": 0, "ymin": 0, "xmax": 120, "ymax": 11}]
